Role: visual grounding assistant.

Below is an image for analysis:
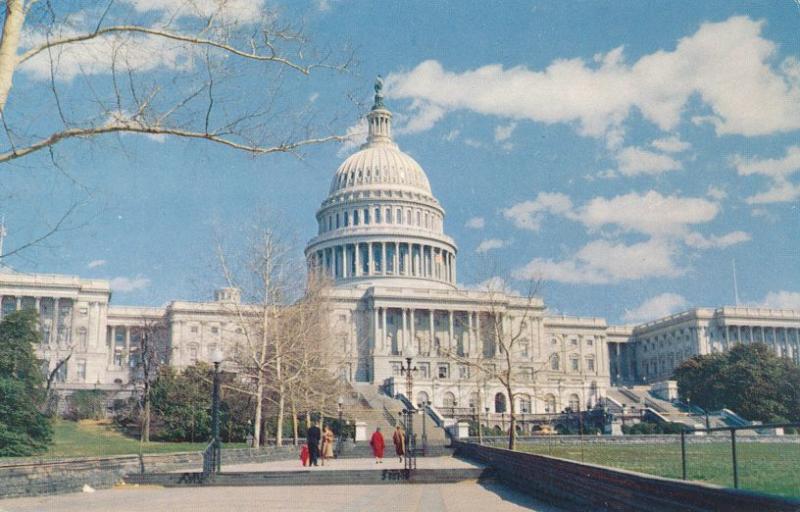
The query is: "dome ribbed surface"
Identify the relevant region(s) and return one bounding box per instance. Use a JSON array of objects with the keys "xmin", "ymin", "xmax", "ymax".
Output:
[{"xmin": 329, "ymin": 143, "xmax": 432, "ymax": 195}]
